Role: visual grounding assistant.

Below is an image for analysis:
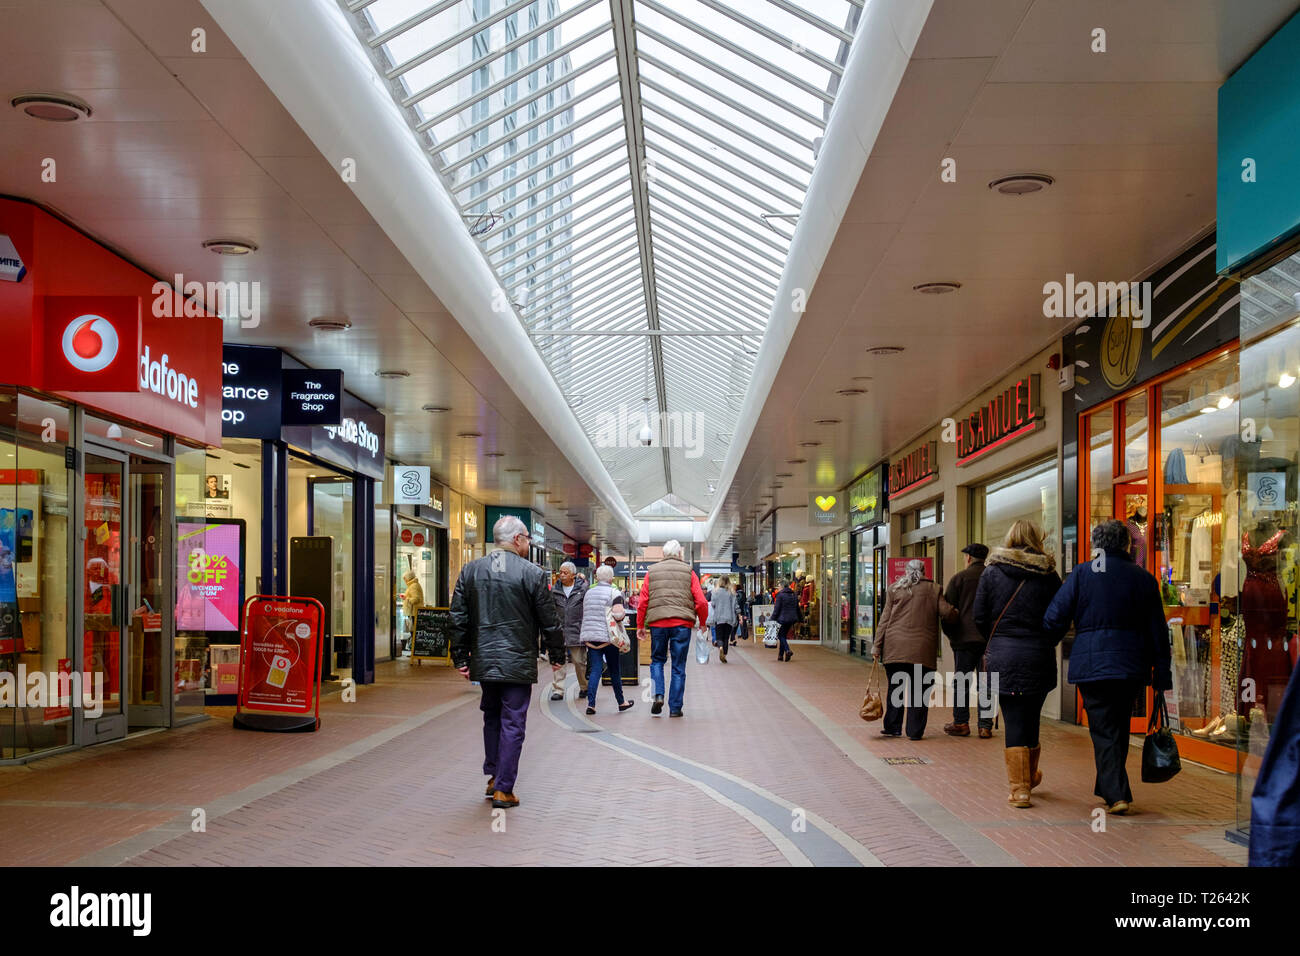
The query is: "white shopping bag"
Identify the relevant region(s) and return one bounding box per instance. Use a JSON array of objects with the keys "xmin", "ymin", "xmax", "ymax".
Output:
[{"xmin": 695, "ymin": 627, "xmax": 711, "ymax": 665}]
